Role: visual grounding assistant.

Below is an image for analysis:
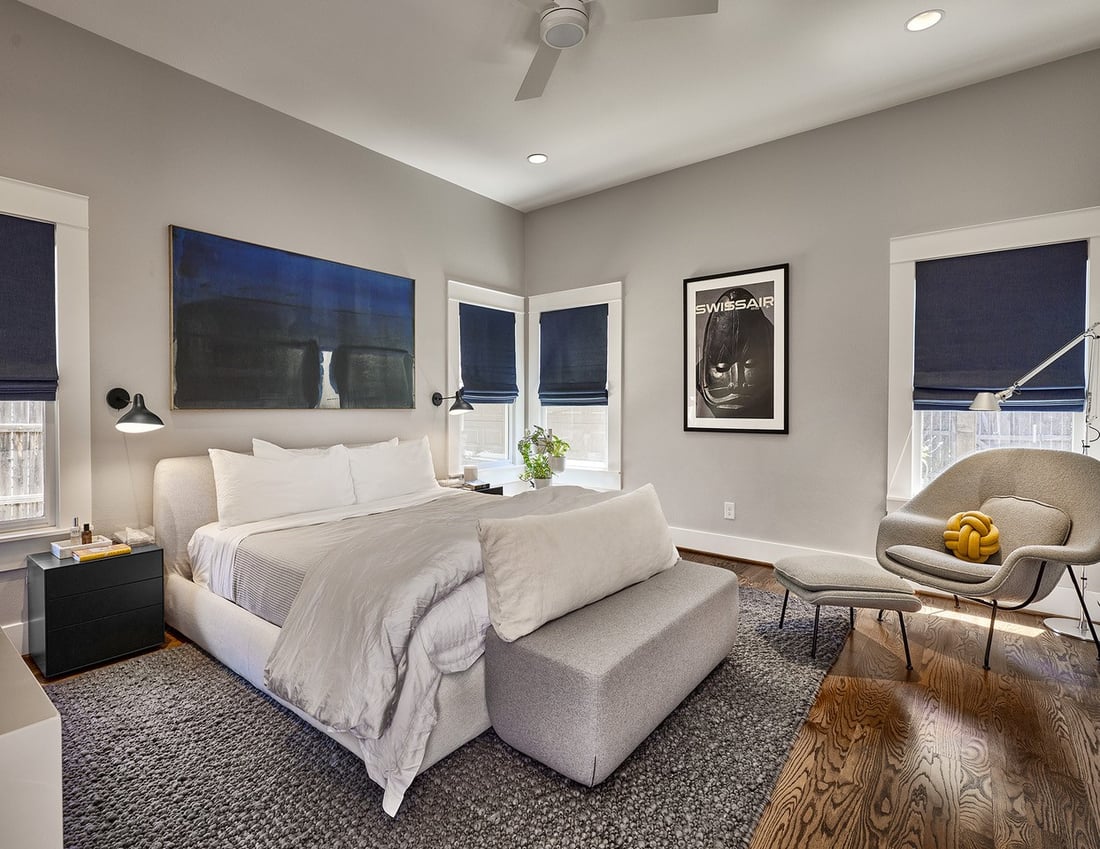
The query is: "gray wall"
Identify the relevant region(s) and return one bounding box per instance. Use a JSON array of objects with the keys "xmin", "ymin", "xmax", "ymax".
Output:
[
  {"xmin": 0, "ymin": 0, "xmax": 522, "ymax": 629},
  {"xmin": 524, "ymin": 49, "xmax": 1100, "ymax": 557}
]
